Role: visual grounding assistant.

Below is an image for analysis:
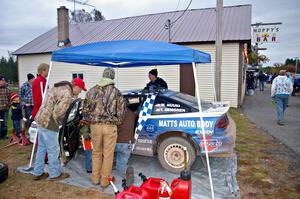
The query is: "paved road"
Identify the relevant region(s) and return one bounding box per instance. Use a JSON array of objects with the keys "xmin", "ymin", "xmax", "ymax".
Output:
[{"xmin": 243, "ymin": 84, "xmax": 300, "ymax": 155}]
